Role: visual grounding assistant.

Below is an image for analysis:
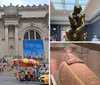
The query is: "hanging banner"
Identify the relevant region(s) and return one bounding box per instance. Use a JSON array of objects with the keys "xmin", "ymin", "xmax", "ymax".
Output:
[{"xmin": 23, "ymin": 40, "xmax": 44, "ymax": 58}]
